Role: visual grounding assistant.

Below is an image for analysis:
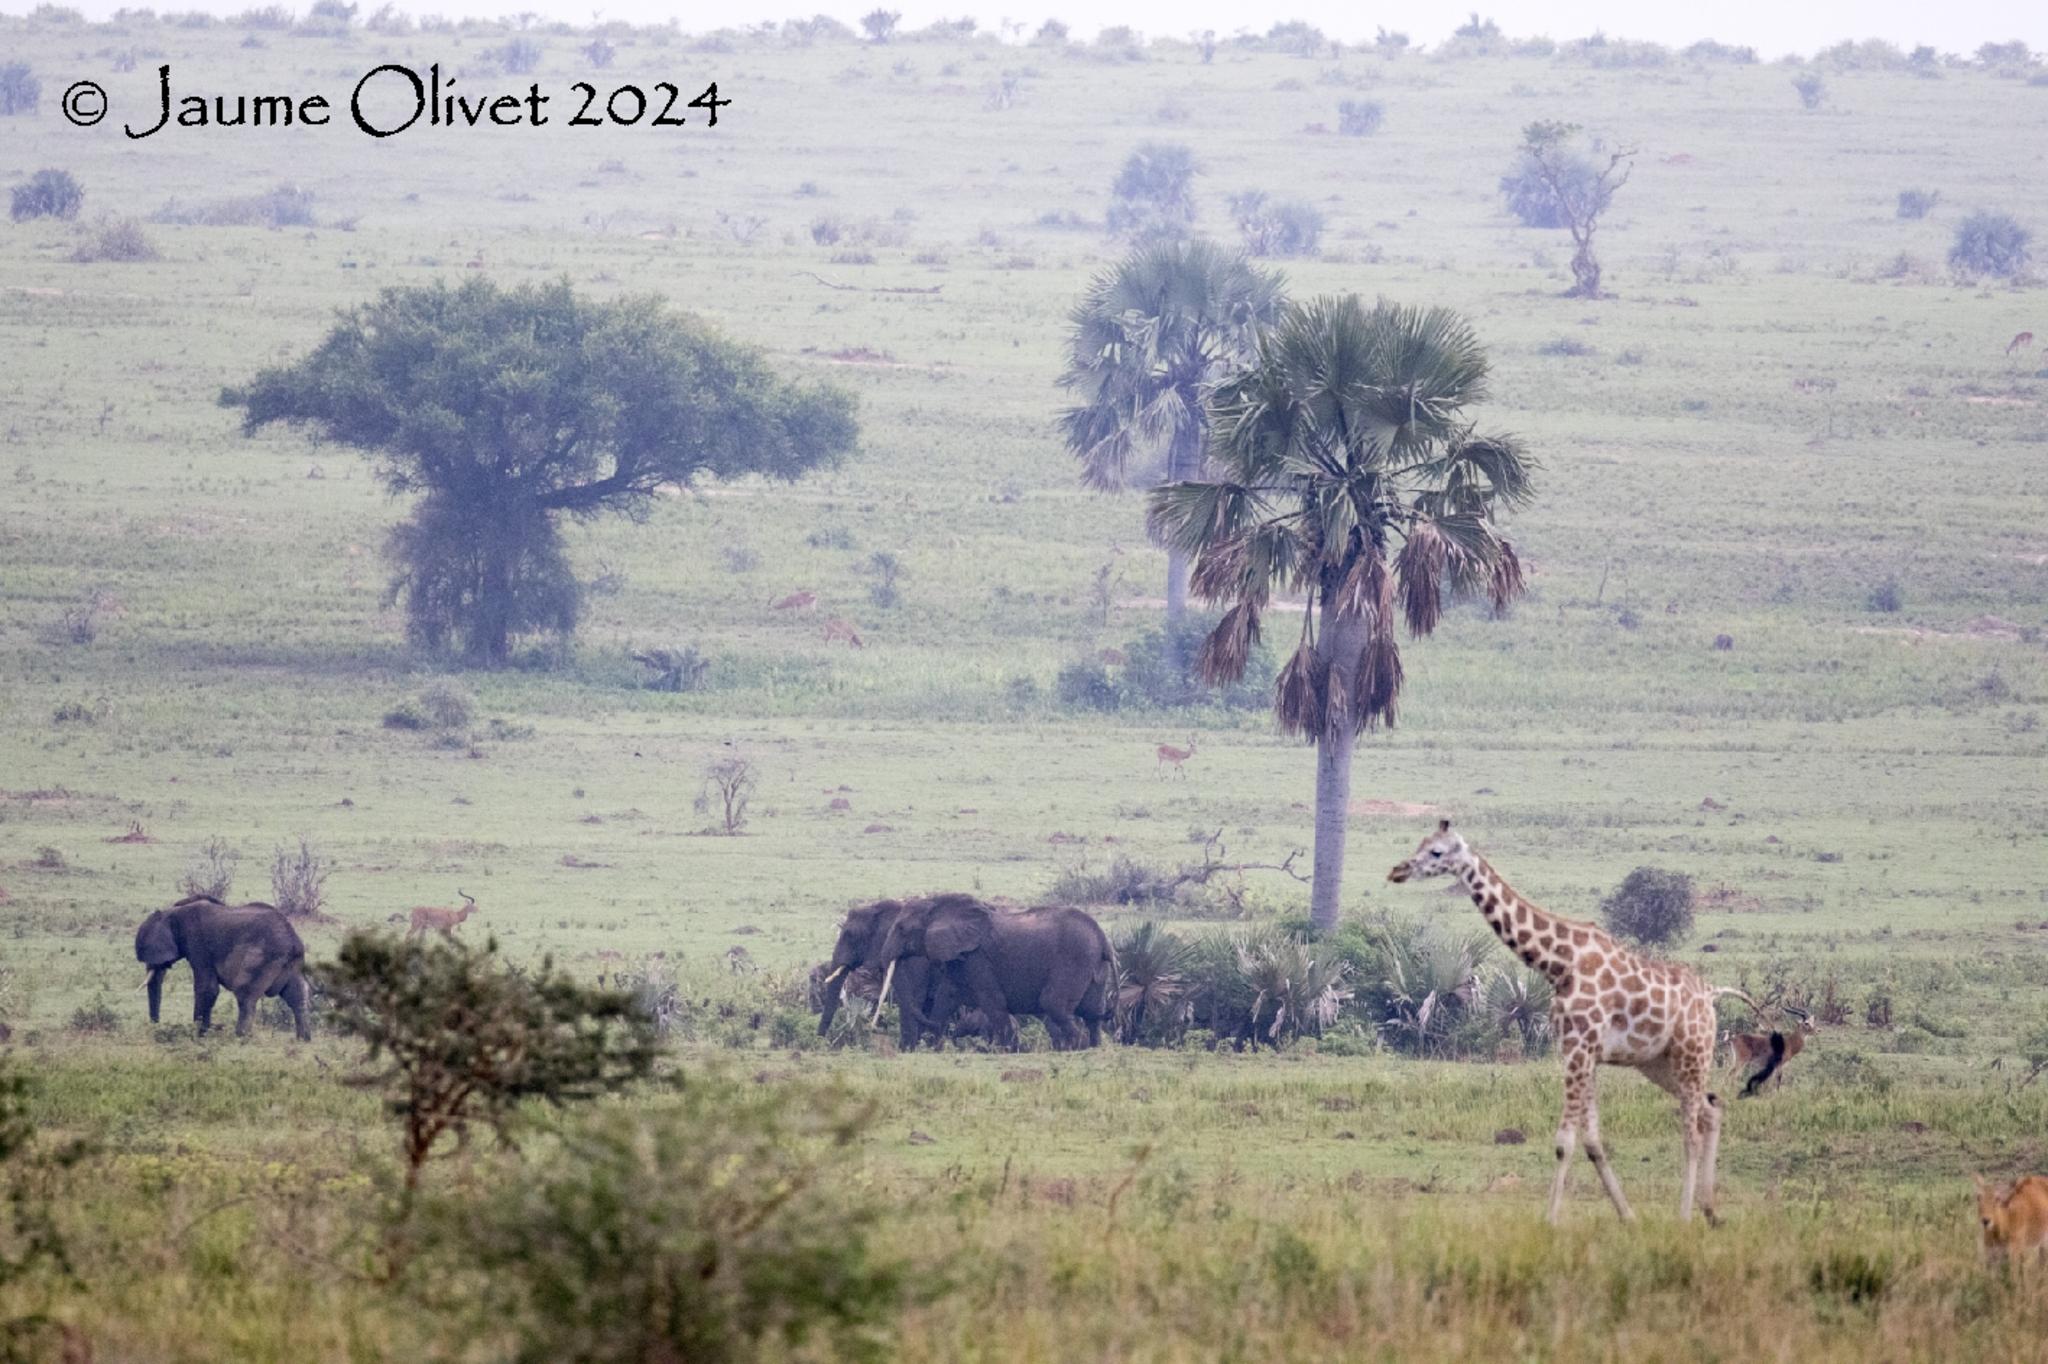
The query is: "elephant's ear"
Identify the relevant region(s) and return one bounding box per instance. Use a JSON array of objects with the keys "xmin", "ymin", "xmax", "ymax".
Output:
[
  {"xmin": 134, "ymin": 910, "xmax": 179, "ymax": 966},
  {"xmin": 924, "ymin": 900, "xmax": 994, "ymax": 962}
]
